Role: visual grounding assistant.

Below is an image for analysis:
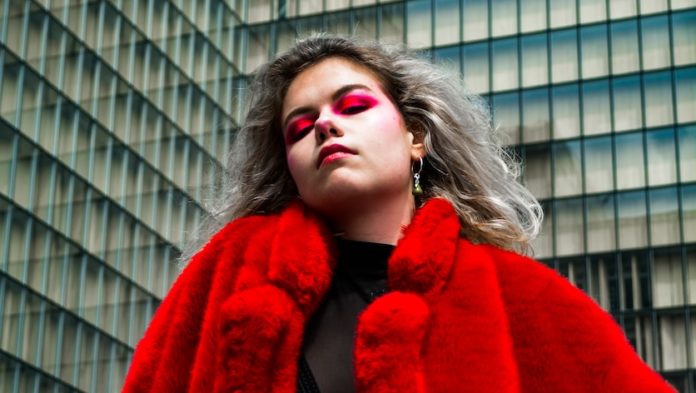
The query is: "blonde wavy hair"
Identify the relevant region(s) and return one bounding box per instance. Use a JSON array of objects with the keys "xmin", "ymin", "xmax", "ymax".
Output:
[{"xmin": 187, "ymin": 35, "xmax": 542, "ymax": 261}]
